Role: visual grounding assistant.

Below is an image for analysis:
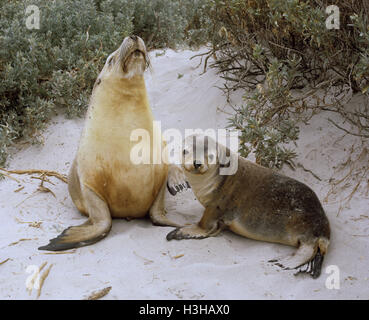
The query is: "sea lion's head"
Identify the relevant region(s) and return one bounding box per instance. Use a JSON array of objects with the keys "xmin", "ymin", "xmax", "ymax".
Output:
[
  {"xmin": 182, "ymin": 134, "xmax": 238, "ymax": 177},
  {"xmin": 100, "ymin": 35, "xmax": 150, "ymax": 79},
  {"xmin": 182, "ymin": 134, "xmax": 218, "ymax": 175}
]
